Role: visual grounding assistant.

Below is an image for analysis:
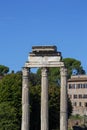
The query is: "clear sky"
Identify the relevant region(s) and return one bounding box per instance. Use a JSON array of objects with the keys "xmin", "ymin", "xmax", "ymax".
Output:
[{"xmin": 0, "ymin": 0, "xmax": 87, "ymax": 73}]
